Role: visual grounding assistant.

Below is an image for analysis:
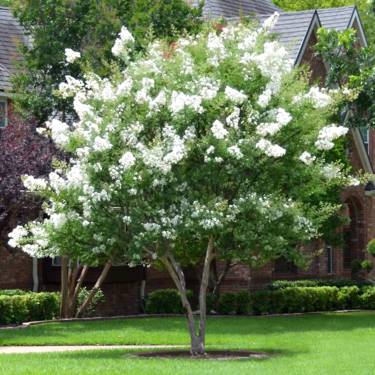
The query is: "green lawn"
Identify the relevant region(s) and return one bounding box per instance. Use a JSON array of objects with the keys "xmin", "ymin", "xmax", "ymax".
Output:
[{"xmin": 1, "ymin": 312, "xmax": 375, "ymax": 374}]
